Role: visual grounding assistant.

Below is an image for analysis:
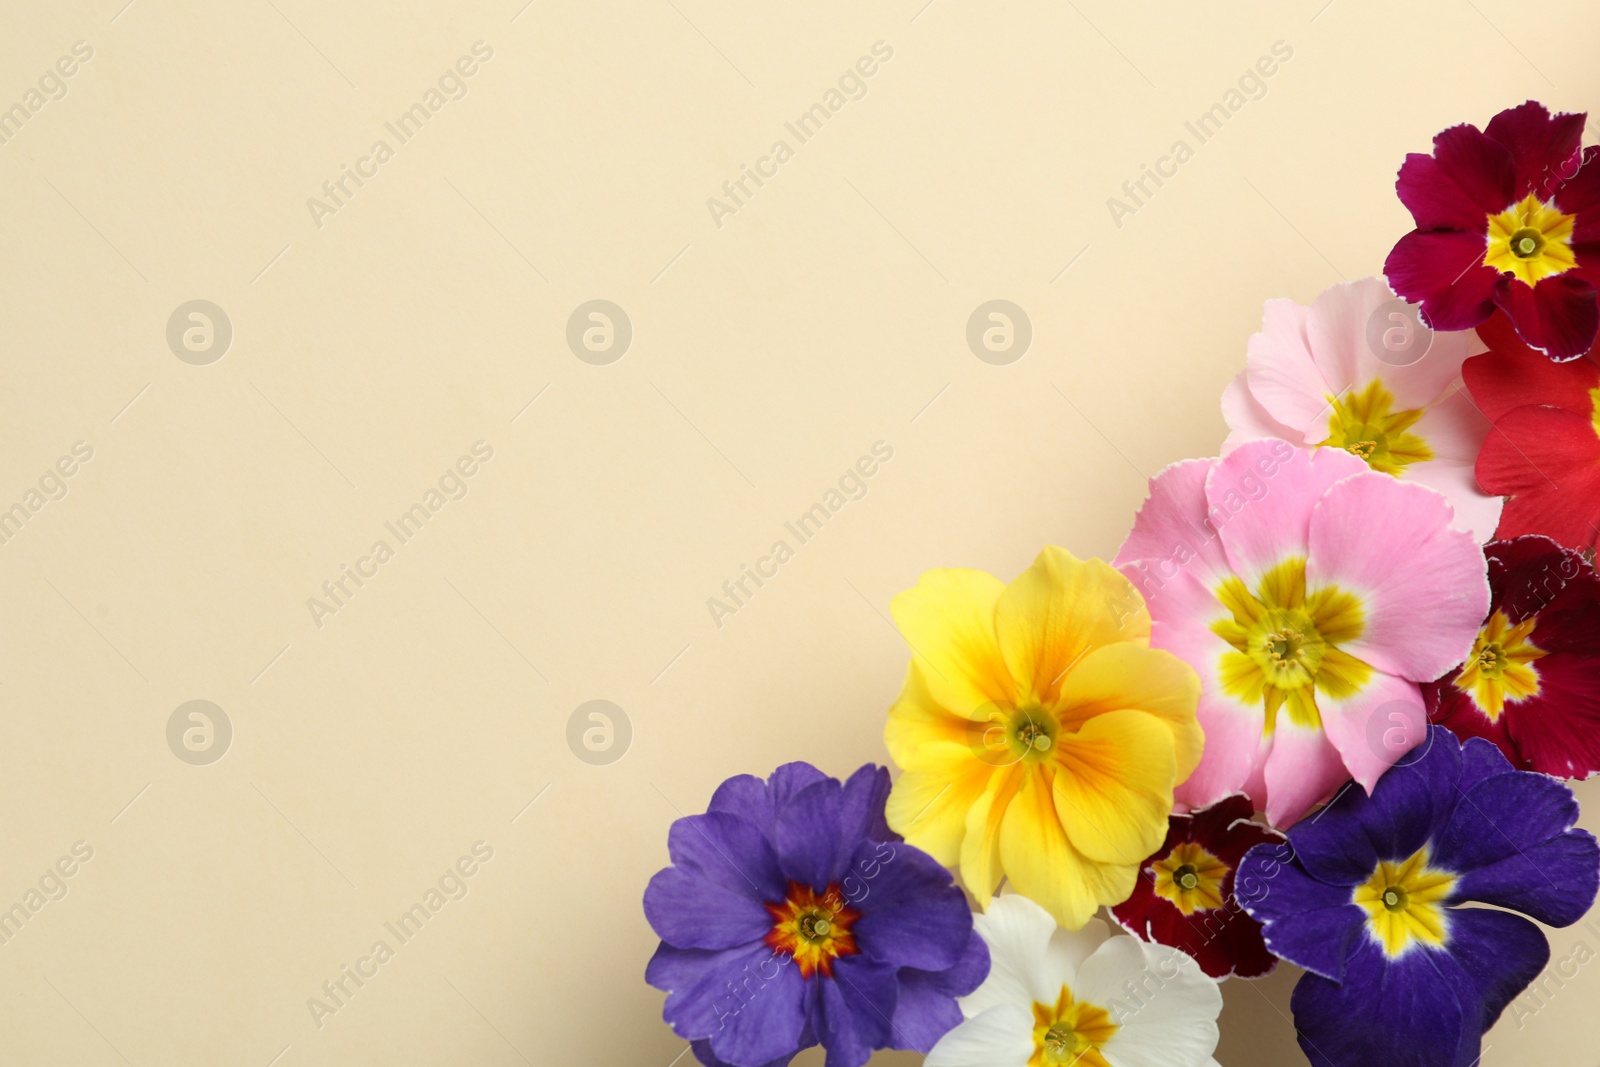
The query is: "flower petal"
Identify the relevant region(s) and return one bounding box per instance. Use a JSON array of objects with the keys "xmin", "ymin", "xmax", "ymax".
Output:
[
  {"xmin": 1483, "ymin": 100, "xmax": 1586, "ymax": 200},
  {"xmin": 645, "ymin": 867, "xmax": 775, "ymax": 949},
  {"xmin": 1400, "ymin": 391, "xmax": 1502, "ymax": 542},
  {"xmin": 1384, "ymin": 231, "xmax": 1501, "ymax": 331},
  {"xmin": 1054, "ymin": 643, "xmax": 1202, "ymax": 781},
  {"xmin": 1493, "ymin": 273, "xmax": 1600, "ymax": 362},
  {"xmin": 998, "ymin": 769, "xmax": 1137, "ymax": 929},
  {"xmin": 1115, "ymin": 458, "xmax": 1233, "ymax": 592},
  {"xmin": 924, "ymin": 1004, "xmax": 1034, "ymax": 1067},
  {"xmin": 1076, "ymin": 937, "xmax": 1222, "ymax": 1067},
  {"xmin": 1210, "ymin": 442, "xmax": 1366, "ymax": 590},
  {"xmin": 1317, "ymin": 667, "xmax": 1429, "ymax": 798},
  {"xmin": 649, "ymin": 941, "xmax": 808, "ymax": 1060},
  {"xmin": 1052, "ymin": 709, "xmax": 1177, "ymax": 865},
  {"xmin": 850, "ymin": 841, "xmax": 973, "ymax": 971},
  {"xmin": 891, "ymin": 568, "xmax": 1016, "ymax": 717},
  {"xmin": 666, "ymin": 811, "xmax": 788, "ymax": 903},
  {"xmin": 1287, "ymin": 939, "xmax": 1473, "ymax": 1067},
  {"xmin": 1222, "ymin": 373, "xmax": 1306, "ymax": 452},
  {"xmin": 774, "ymin": 778, "xmax": 844, "ymax": 889},
  {"xmin": 1443, "ymin": 907, "xmax": 1551, "ymax": 1033},
  {"xmin": 1243, "ymin": 296, "xmax": 1333, "ymax": 436},
  {"xmin": 1464, "ymin": 311, "xmax": 1600, "ymax": 419},
  {"xmin": 1306, "ymin": 470, "xmax": 1489, "ymax": 681},
  {"xmin": 995, "ymin": 547, "xmax": 1148, "ymax": 708},
  {"xmin": 818, "ymin": 955, "xmax": 898, "ymax": 1067},
  {"xmin": 962, "ymin": 893, "xmax": 1074, "ymax": 1014},
  {"xmin": 1235, "ymin": 842, "xmax": 1366, "ymax": 981},
  {"xmin": 1260, "ymin": 720, "xmax": 1354, "ymax": 828}
]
